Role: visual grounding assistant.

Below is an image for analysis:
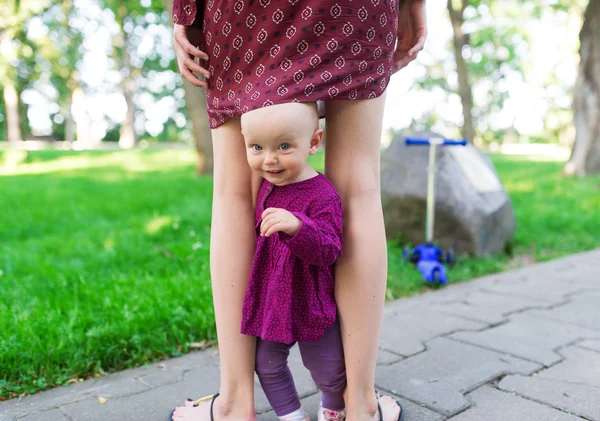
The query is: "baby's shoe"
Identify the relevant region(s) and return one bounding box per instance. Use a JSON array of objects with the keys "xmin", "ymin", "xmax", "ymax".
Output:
[{"xmin": 317, "ymin": 406, "xmax": 346, "ymax": 421}]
